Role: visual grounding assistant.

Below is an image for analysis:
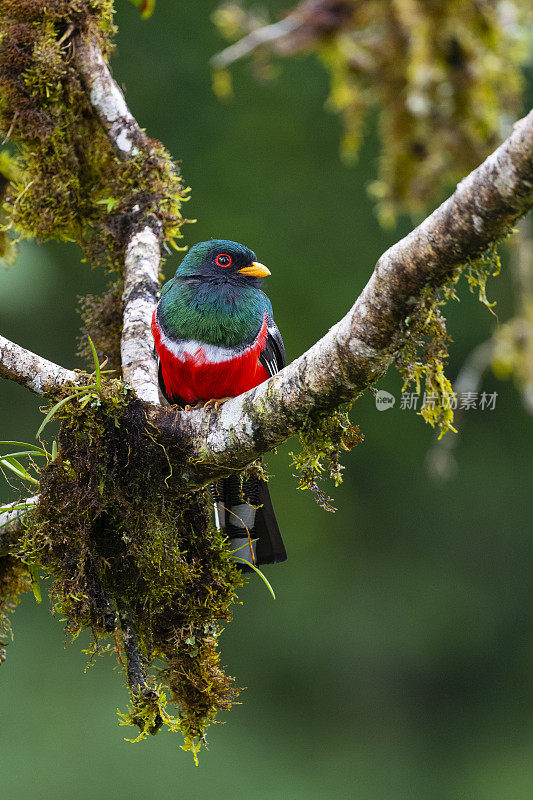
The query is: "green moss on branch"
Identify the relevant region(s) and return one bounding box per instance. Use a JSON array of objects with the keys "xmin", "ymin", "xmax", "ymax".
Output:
[
  {"xmin": 12, "ymin": 383, "xmax": 243, "ymax": 758},
  {"xmin": 0, "ymin": 0, "xmax": 189, "ymax": 271}
]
